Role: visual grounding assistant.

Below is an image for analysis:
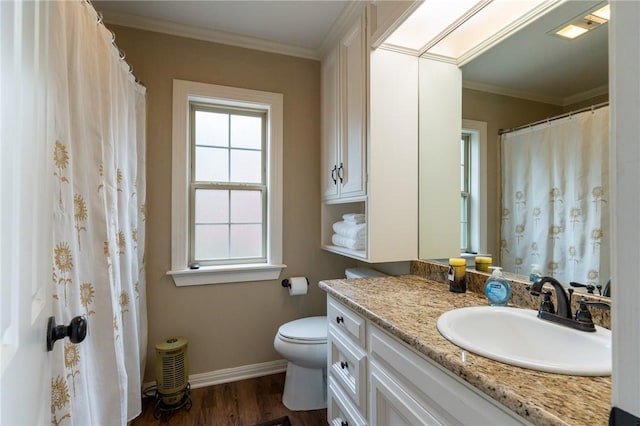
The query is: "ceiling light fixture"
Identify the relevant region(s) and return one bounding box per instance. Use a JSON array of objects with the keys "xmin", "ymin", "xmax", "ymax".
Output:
[{"xmin": 552, "ymin": 2, "xmax": 609, "ymax": 40}]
